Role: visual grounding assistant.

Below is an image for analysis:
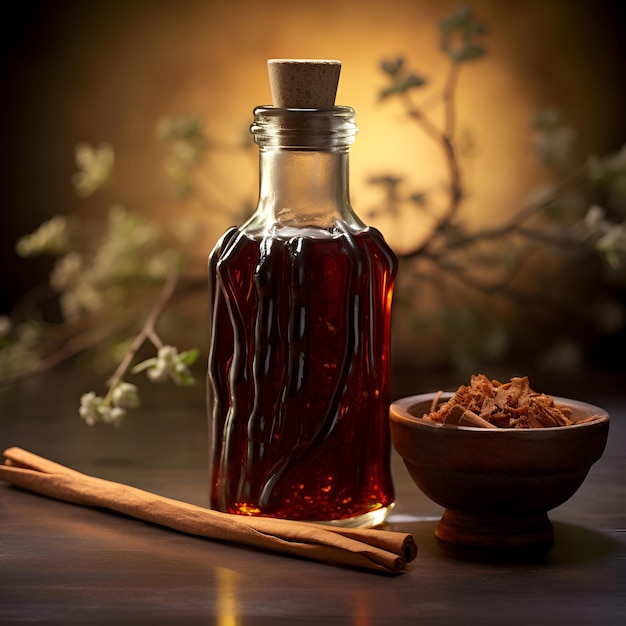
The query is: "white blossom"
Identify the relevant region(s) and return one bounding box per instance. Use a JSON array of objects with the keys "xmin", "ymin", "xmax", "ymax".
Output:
[
  {"xmin": 157, "ymin": 115, "xmax": 206, "ymax": 196},
  {"xmin": 15, "ymin": 215, "xmax": 69, "ymax": 258},
  {"xmin": 111, "ymin": 382, "xmax": 140, "ymax": 409},
  {"xmin": 50, "ymin": 252, "xmax": 83, "ymax": 291},
  {"xmin": 148, "ymin": 345, "xmax": 182, "ymax": 383},
  {"xmin": 146, "ymin": 359, "xmax": 169, "ymax": 382},
  {"xmin": 79, "ymin": 392, "xmax": 106, "ymax": 426},
  {"xmin": 595, "ymin": 223, "xmax": 626, "ymax": 269},
  {"xmin": 581, "ymin": 205, "xmax": 626, "ymax": 269},
  {"xmin": 532, "ymin": 126, "xmax": 577, "ymax": 170},
  {"xmin": 588, "ymin": 145, "xmax": 626, "ymax": 182},
  {"xmin": 0, "ymin": 316, "xmax": 11, "ymax": 338},
  {"xmin": 133, "ymin": 344, "xmax": 197, "ymax": 386},
  {"xmin": 583, "ymin": 205, "xmax": 606, "ymax": 233},
  {"xmin": 0, "ymin": 326, "xmax": 39, "ymax": 377},
  {"xmin": 72, "ymin": 142, "xmax": 114, "ymax": 197},
  {"xmin": 102, "ymin": 406, "xmax": 126, "ymax": 427},
  {"xmin": 79, "ymin": 390, "xmax": 129, "ymax": 427}
]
